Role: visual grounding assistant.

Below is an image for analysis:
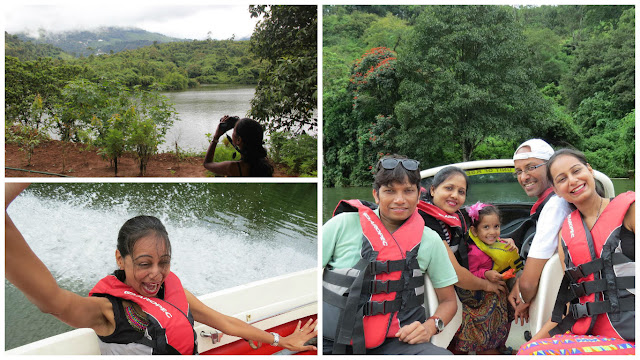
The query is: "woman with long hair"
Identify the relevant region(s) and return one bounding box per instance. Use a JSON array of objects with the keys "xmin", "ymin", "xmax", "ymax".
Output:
[
  {"xmin": 5, "ymin": 184, "xmax": 314, "ymax": 355},
  {"xmin": 204, "ymin": 116, "xmax": 274, "ymax": 177},
  {"xmin": 418, "ymin": 166, "xmax": 515, "ymax": 354},
  {"xmin": 517, "ymin": 149, "xmax": 635, "ymax": 355}
]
